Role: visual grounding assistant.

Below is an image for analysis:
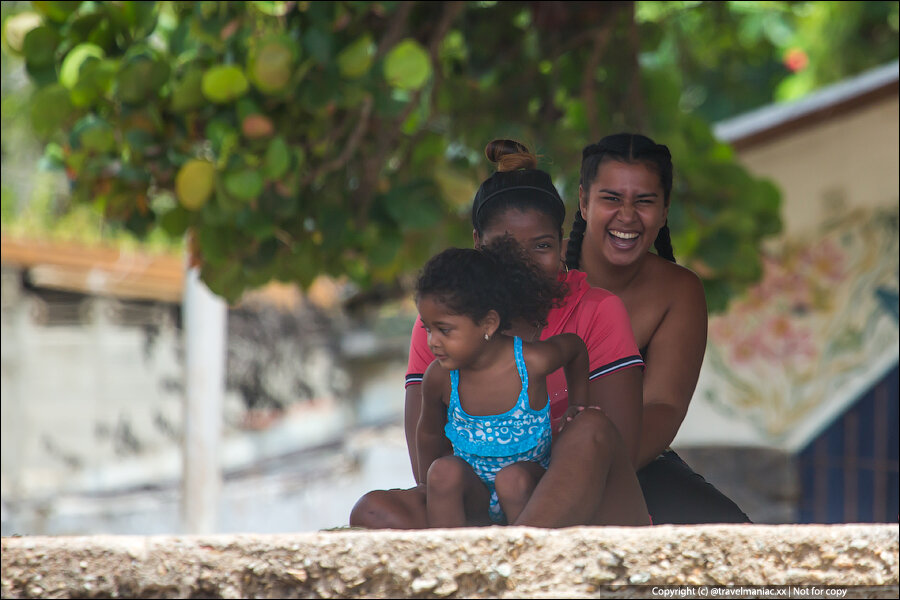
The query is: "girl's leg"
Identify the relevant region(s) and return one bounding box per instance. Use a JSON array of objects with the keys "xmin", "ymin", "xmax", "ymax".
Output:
[
  {"xmin": 494, "ymin": 461, "xmax": 546, "ymax": 524},
  {"xmin": 512, "ymin": 409, "xmax": 650, "ymax": 527},
  {"xmin": 349, "ymin": 485, "xmax": 428, "ymax": 529},
  {"xmin": 426, "ymin": 456, "xmax": 492, "ymax": 528}
]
